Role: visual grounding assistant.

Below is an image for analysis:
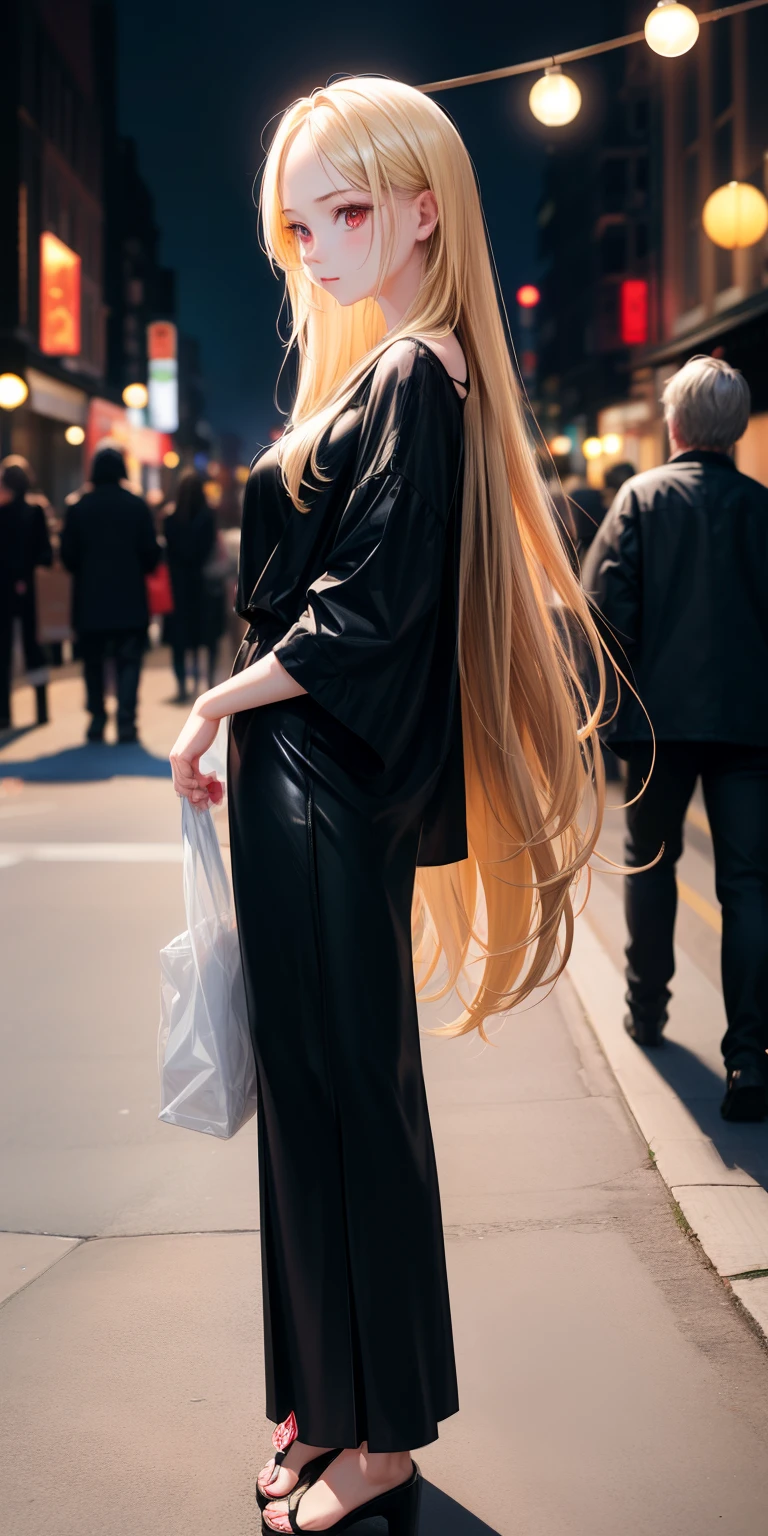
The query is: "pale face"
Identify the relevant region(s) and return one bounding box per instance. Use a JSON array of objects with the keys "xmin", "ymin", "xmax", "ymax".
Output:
[{"xmin": 279, "ymin": 122, "xmax": 437, "ymax": 320}]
